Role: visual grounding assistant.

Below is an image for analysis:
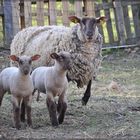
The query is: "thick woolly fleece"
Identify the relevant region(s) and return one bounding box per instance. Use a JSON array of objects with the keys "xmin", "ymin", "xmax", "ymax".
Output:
[{"xmin": 10, "ymin": 25, "xmax": 103, "ymax": 88}]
